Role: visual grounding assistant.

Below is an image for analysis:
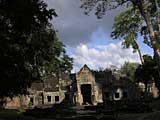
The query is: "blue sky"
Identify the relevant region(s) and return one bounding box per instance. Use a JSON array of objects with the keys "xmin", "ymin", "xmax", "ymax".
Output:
[
  {"xmin": 46, "ymin": 0, "xmax": 153, "ymax": 72},
  {"xmin": 137, "ymin": 35, "xmax": 153, "ymax": 55}
]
